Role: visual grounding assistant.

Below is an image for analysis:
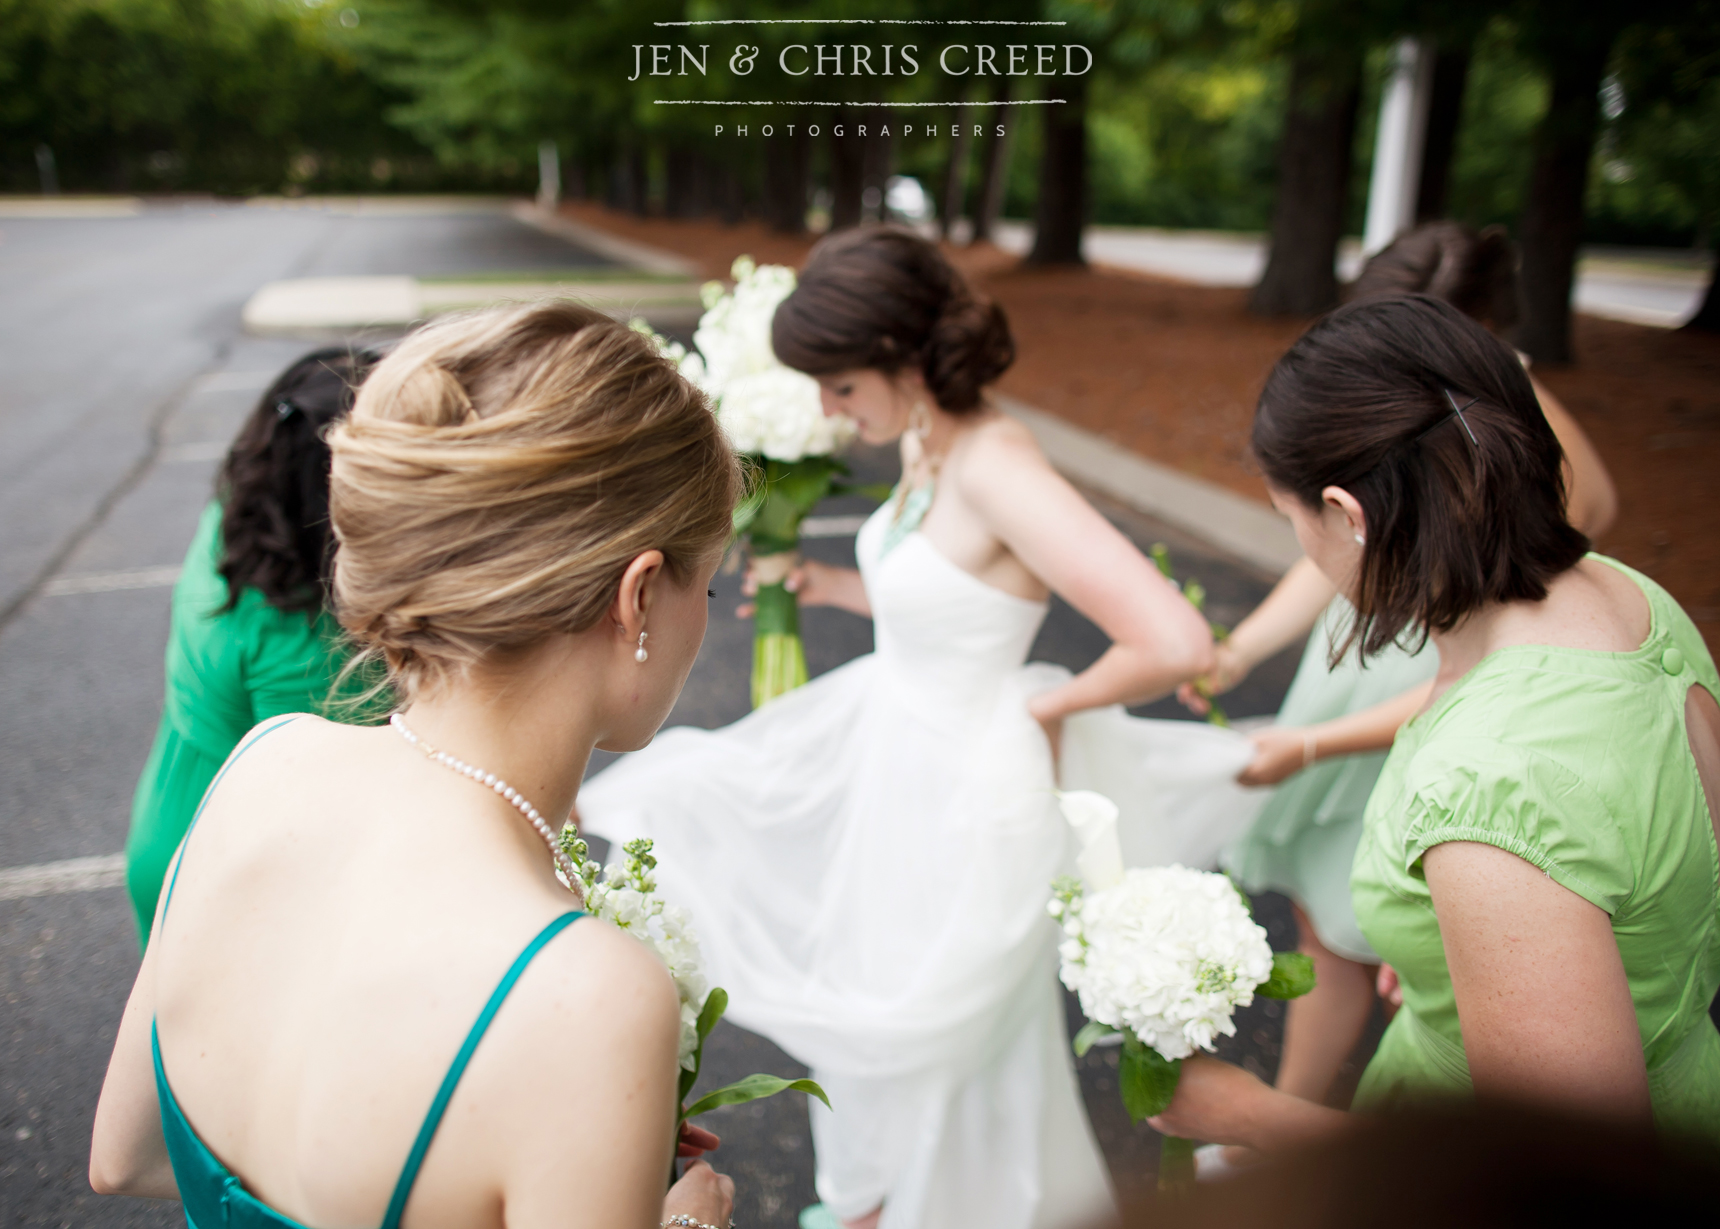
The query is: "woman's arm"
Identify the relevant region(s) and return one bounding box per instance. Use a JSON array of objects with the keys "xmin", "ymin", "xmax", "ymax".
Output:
[
  {"xmin": 959, "ymin": 426, "xmax": 1214, "ymax": 721},
  {"xmin": 1180, "ymin": 557, "xmax": 1338, "ymax": 713},
  {"xmin": 1532, "ymin": 375, "xmax": 1619, "ymax": 539},
  {"xmin": 89, "ymin": 904, "xmax": 177, "ymax": 1198},
  {"xmin": 501, "ymin": 923, "xmax": 736, "ymax": 1229},
  {"xmin": 1423, "ymin": 840, "xmax": 1650, "ymax": 1122},
  {"xmin": 1237, "ymin": 679, "xmax": 1434, "ymax": 787},
  {"xmin": 741, "ymin": 556, "xmax": 872, "ymax": 619}
]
